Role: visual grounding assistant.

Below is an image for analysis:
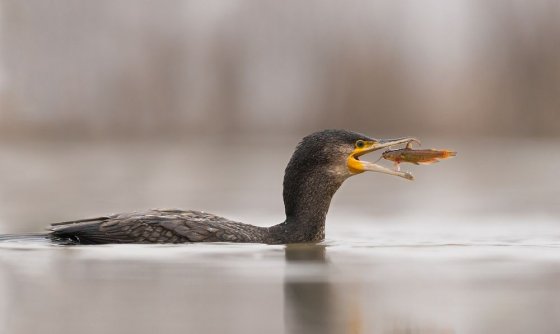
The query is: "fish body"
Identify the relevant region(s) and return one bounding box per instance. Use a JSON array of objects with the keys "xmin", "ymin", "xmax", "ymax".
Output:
[{"xmin": 382, "ymin": 148, "xmax": 456, "ymax": 165}]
